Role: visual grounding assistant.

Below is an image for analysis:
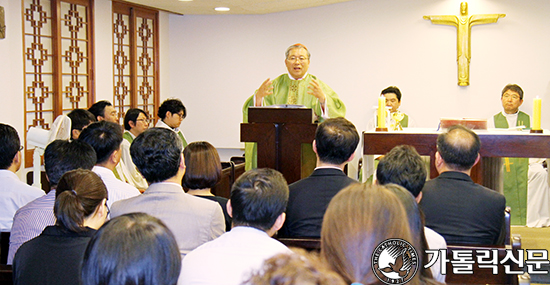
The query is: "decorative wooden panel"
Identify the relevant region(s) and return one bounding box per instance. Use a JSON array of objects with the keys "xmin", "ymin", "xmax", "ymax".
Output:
[
  {"xmin": 112, "ymin": 1, "xmax": 159, "ymax": 122},
  {"xmin": 22, "ymin": 0, "xmax": 94, "ymax": 167}
]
